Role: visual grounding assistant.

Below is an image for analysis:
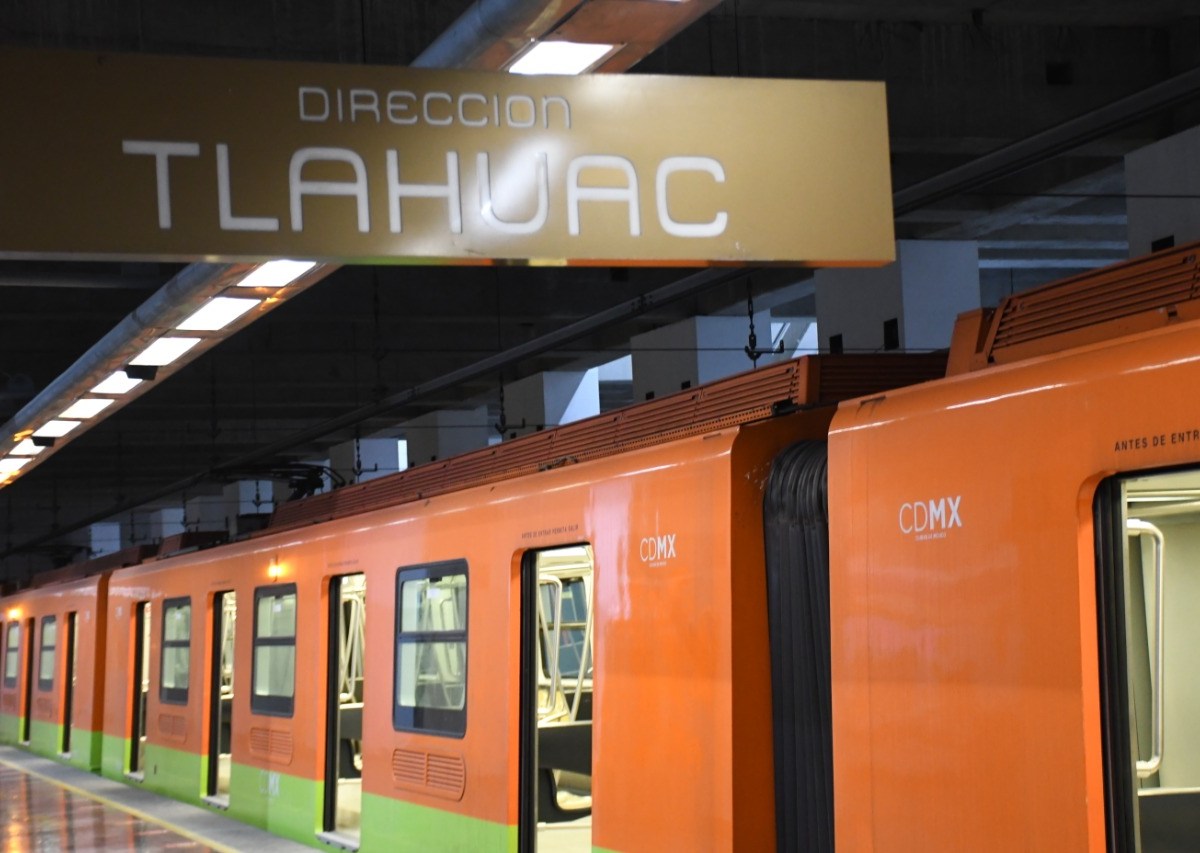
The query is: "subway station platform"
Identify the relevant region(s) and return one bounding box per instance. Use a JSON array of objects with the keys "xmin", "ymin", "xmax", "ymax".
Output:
[{"xmin": 0, "ymin": 746, "xmax": 311, "ymax": 852}]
